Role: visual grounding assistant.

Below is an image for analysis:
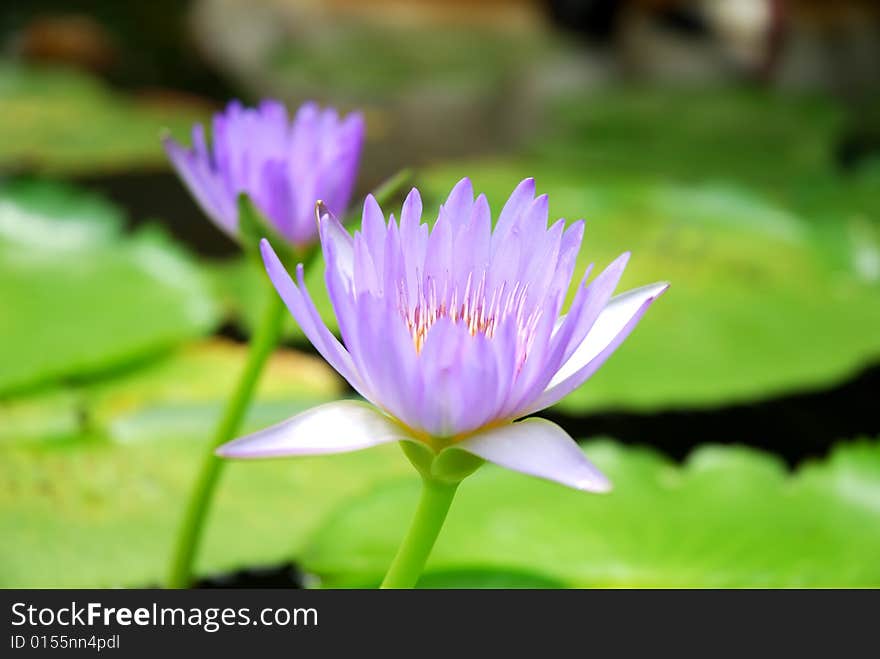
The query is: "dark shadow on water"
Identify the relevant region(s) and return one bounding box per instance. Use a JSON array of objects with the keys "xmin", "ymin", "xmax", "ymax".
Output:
[
  {"xmin": 545, "ymin": 364, "xmax": 880, "ymax": 468},
  {"xmin": 194, "ymin": 563, "xmax": 303, "ymax": 589},
  {"xmin": 75, "ymin": 170, "xmax": 240, "ymax": 258}
]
